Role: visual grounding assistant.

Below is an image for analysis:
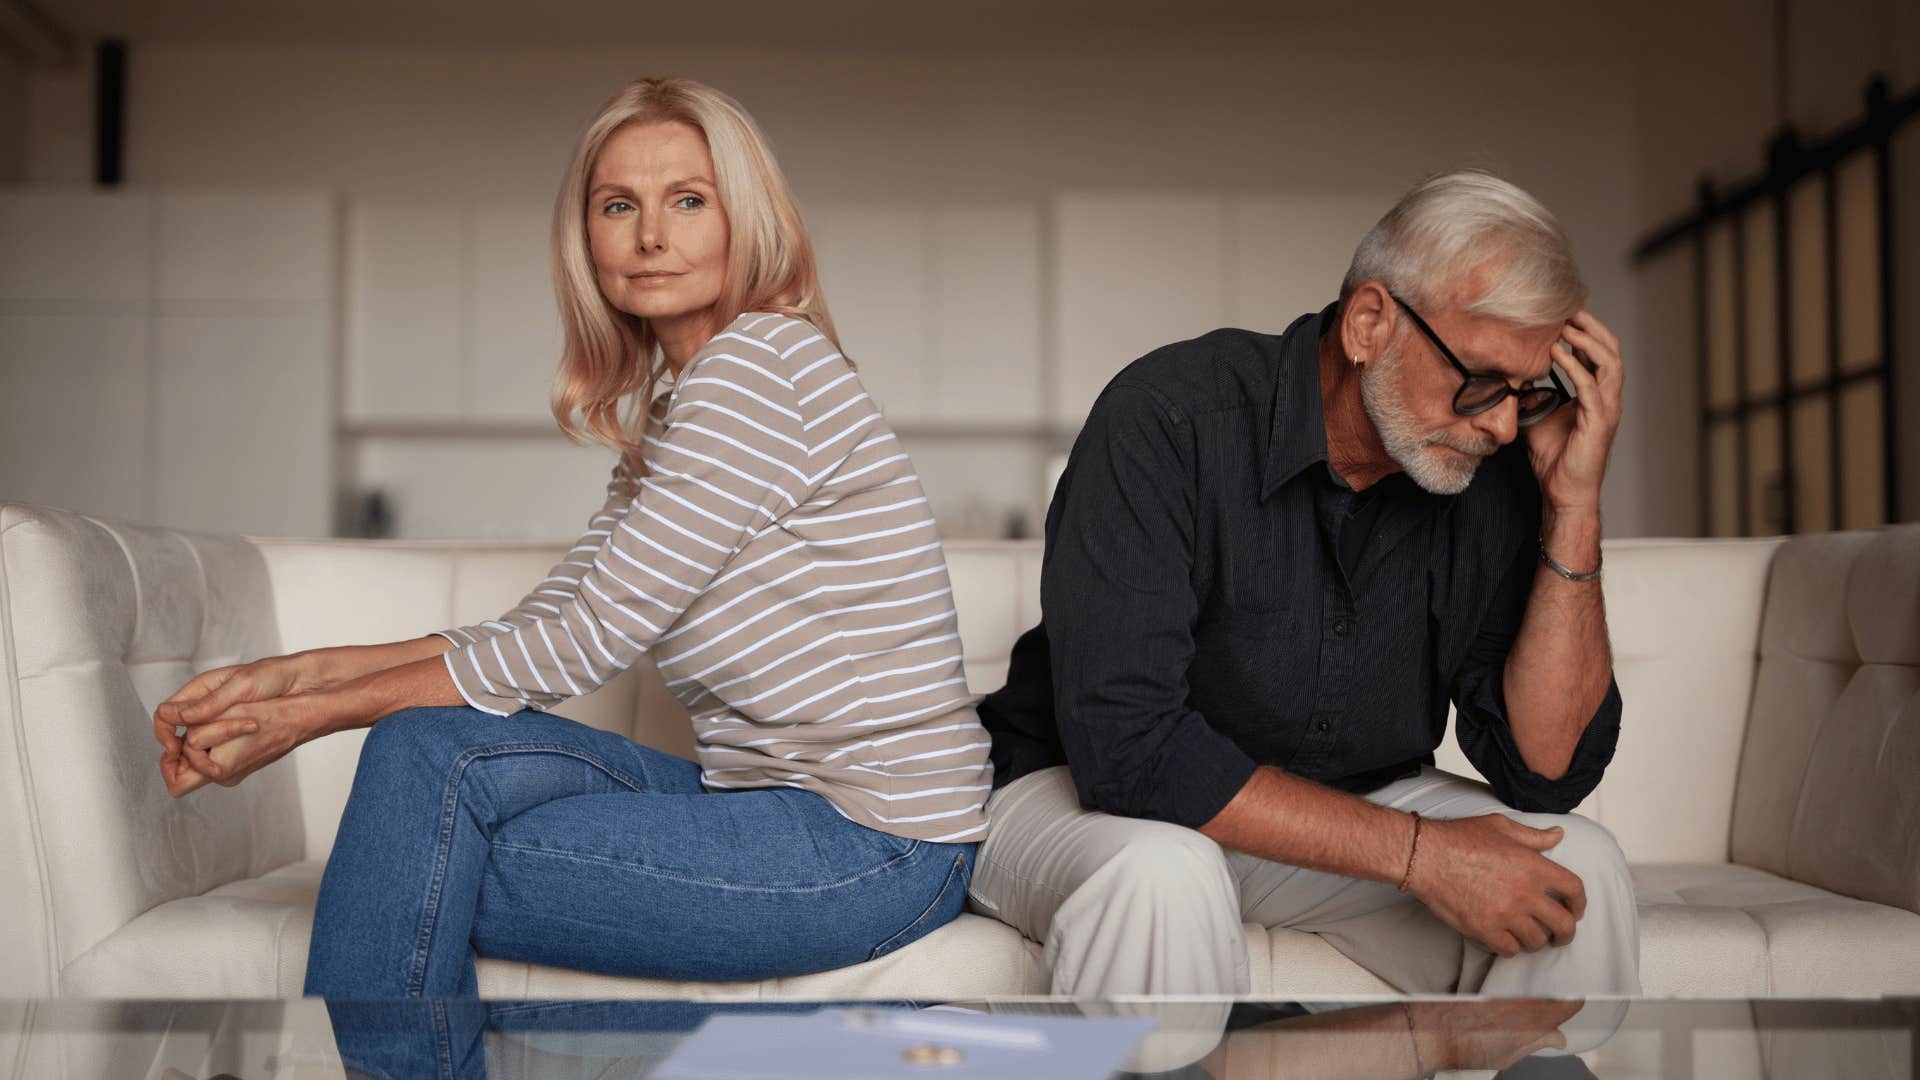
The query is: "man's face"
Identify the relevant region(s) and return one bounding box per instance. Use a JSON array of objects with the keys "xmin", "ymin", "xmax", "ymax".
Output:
[{"xmin": 1360, "ymin": 303, "xmax": 1563, "ymax": 495}]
